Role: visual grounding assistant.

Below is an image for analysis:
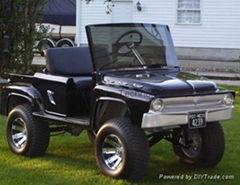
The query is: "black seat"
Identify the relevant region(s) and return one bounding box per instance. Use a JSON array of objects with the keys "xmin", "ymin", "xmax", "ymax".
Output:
[
  {"xmin": 46, "ymin": 47, "xmax": 93, "ymax": 88},
  {"xmin": 46, "ymin": 47, "xmax": 93, "ymax": 116}
]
